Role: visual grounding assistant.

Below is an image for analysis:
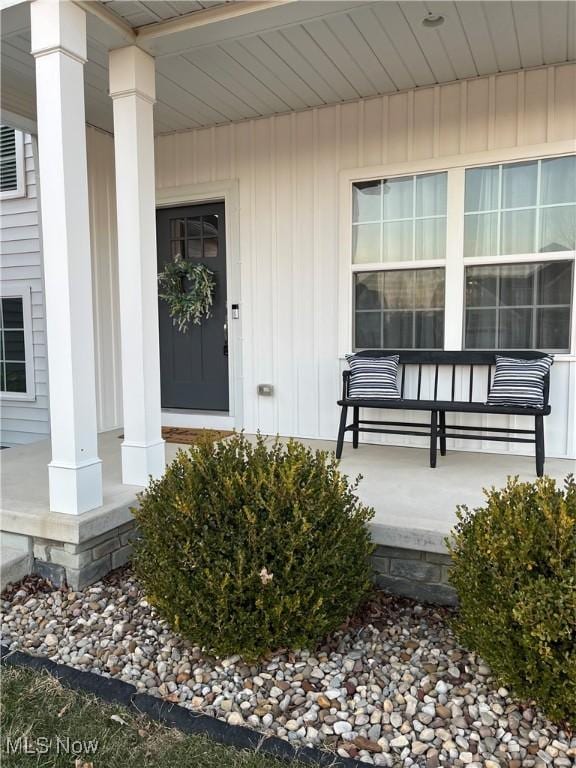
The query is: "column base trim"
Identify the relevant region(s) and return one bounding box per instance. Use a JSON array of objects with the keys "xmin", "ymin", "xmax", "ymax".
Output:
[
  {"xmin": 48, "ymin": 459, "xmax": 103, "ymax": 515},
  {"xmin": 121, "ymin": 440, "xmax": 166, "ymax": 487}
]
